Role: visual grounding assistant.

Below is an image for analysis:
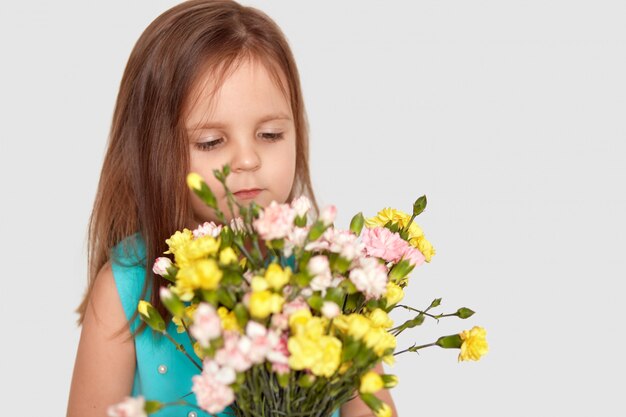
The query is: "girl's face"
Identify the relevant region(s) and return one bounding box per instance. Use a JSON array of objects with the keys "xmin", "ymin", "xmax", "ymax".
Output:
[{"xmin": 185, "ymin": 58, "xmax": 297, "ymax": 227}]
